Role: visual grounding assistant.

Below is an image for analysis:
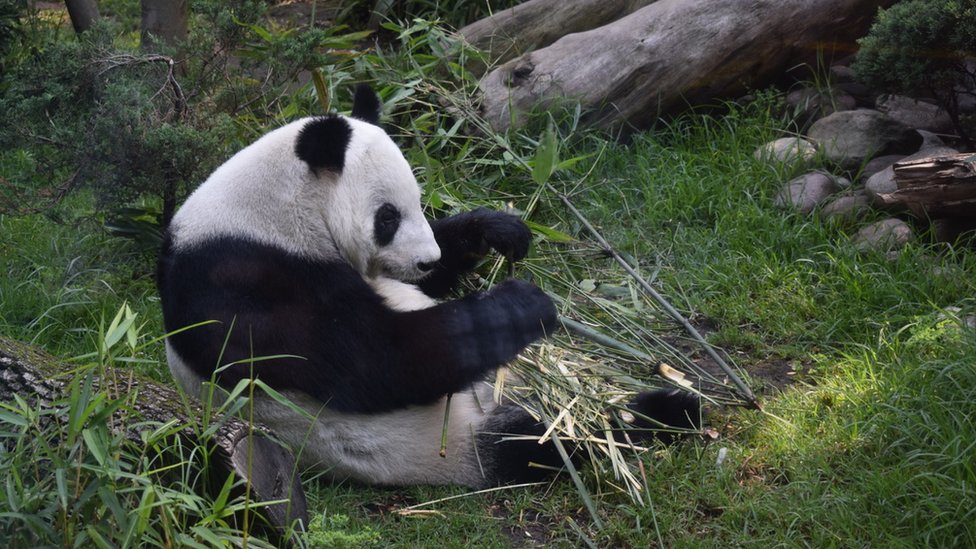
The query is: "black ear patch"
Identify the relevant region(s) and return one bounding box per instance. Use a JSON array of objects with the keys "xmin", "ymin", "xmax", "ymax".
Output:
[
  {"xmin": 351, "ymin": 83, "xmax": 381, "ymax": 126},
  {"xmin": 295, "ymin": 115, "xmax": 352, "ymax": 174}
]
